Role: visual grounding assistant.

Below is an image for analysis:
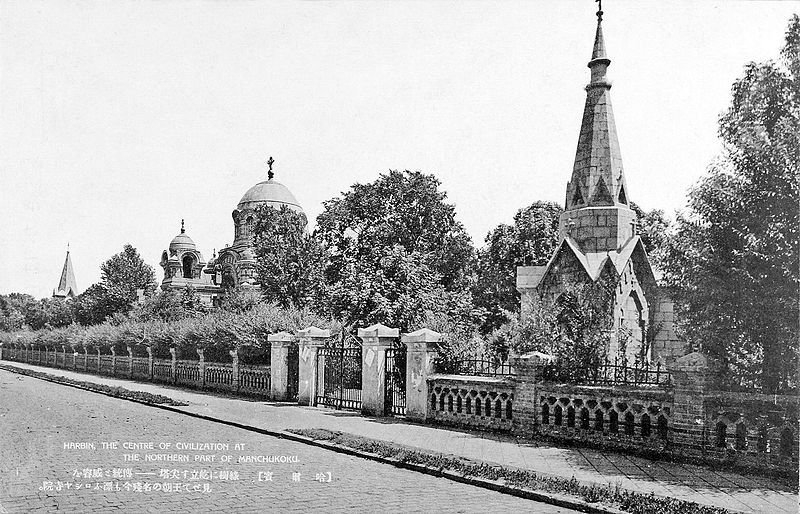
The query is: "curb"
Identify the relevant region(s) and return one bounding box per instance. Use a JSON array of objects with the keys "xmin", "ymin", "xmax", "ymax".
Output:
[{"xmin": 0, "ymin": 363, "xmax": 645, "ymax": 514}]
